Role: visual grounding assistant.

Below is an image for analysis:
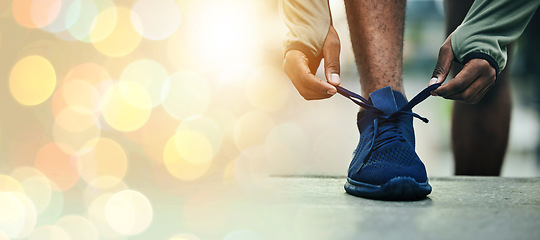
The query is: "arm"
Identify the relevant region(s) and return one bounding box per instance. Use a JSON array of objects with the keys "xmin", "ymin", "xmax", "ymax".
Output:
[
  {"xmin": 280, "ymin": 0, "xmax": 341, "ymax": 100},
  {"xmin": 430, "ymin": 0, "xmax": 540, "ymax": 103}
]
